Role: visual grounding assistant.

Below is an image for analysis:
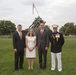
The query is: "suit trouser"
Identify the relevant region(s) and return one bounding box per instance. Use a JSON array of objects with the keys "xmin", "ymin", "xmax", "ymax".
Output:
[
  {"xmin": 51, "ymin": 52, "xmax": 62, "ymax": 70},
  {"xmin": 38, "ymin": 46, "xmax": 47, "ymax": 68},
  {"xmin": 15, "ymin": 50, "xmax": 24, "ymax": 69}
]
